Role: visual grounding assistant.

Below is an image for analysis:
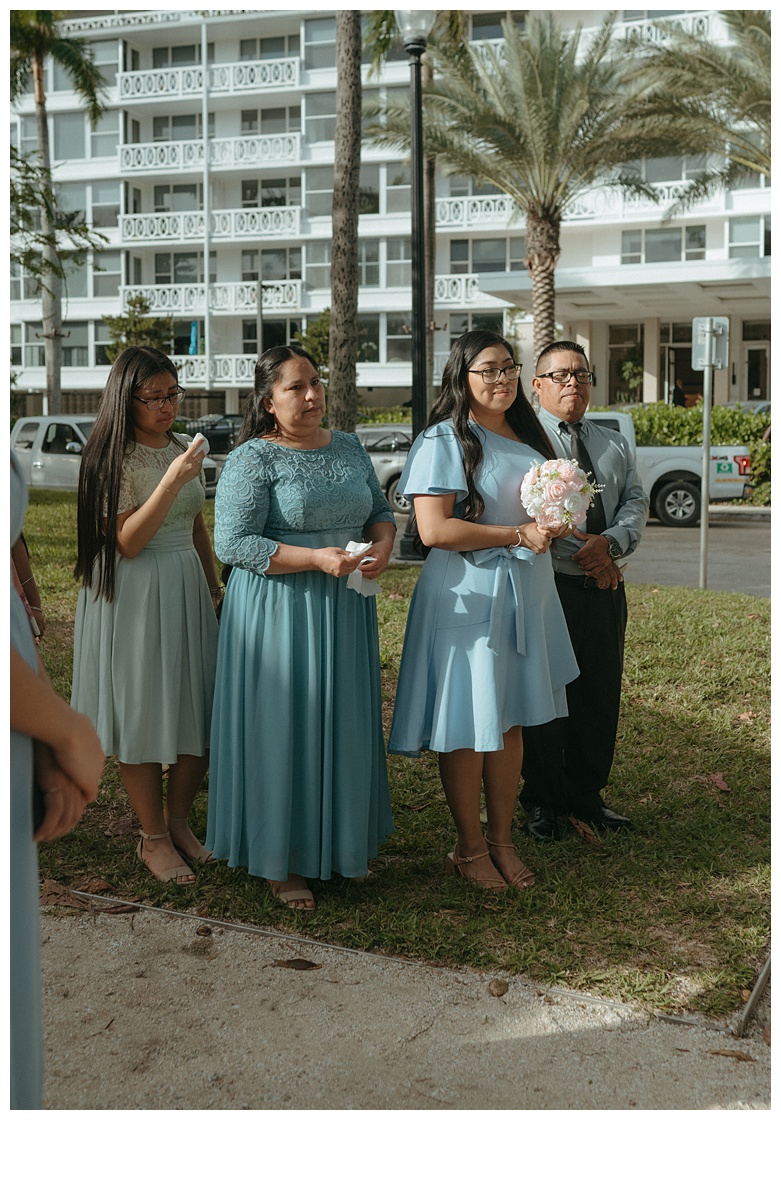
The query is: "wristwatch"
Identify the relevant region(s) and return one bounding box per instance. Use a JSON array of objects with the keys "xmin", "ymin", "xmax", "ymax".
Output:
[{"xmin": 604, "ymin": 535, "xmax": 623, "ymax": 559}]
